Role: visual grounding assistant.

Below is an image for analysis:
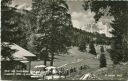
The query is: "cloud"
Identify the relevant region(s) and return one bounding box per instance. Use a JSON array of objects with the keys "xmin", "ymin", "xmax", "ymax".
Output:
[
  {"xmin": 11, "ymin": 0, "xmax": 32, "ymax": 10},
  {"xmin": 71, "ymin": 10, "xmax": 95, "ymax": 29},
  {"xmin": 71, "ymin": 12, "xmax": 83, "ymax": 18}
]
